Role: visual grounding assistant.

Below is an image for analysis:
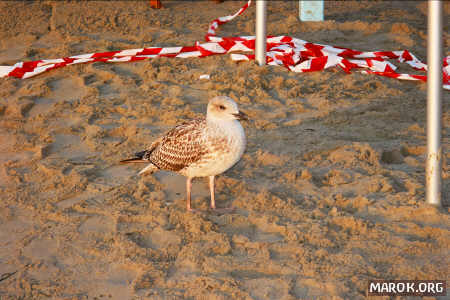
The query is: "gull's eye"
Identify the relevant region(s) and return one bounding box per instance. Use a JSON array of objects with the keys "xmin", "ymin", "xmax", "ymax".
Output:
[{"xmin": 218, "ymin": 105, "xmax": 226, "ymax": 110}]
